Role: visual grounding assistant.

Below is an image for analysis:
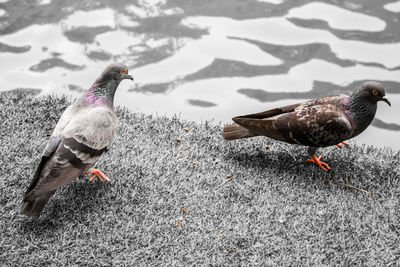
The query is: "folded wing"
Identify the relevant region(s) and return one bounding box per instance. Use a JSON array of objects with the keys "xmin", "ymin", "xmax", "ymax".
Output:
[
  {"xmin": 21, "ymin": 105, "xmax": 116, "ymax": 216},
  {"xmin": 232, "ymin": 96, "xmax": 354, "ymax": 147}
]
